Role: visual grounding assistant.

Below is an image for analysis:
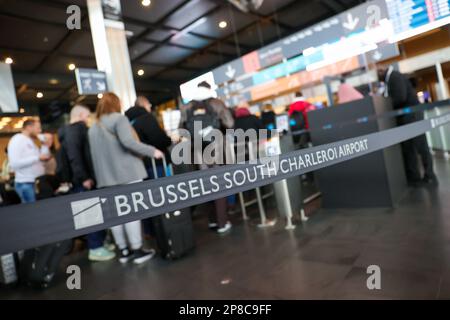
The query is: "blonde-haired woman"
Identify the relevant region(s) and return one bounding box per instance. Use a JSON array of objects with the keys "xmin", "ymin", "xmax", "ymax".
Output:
[{"xmin": 89, "ymin": 92, "xmax": 163, "ymax": 264}]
